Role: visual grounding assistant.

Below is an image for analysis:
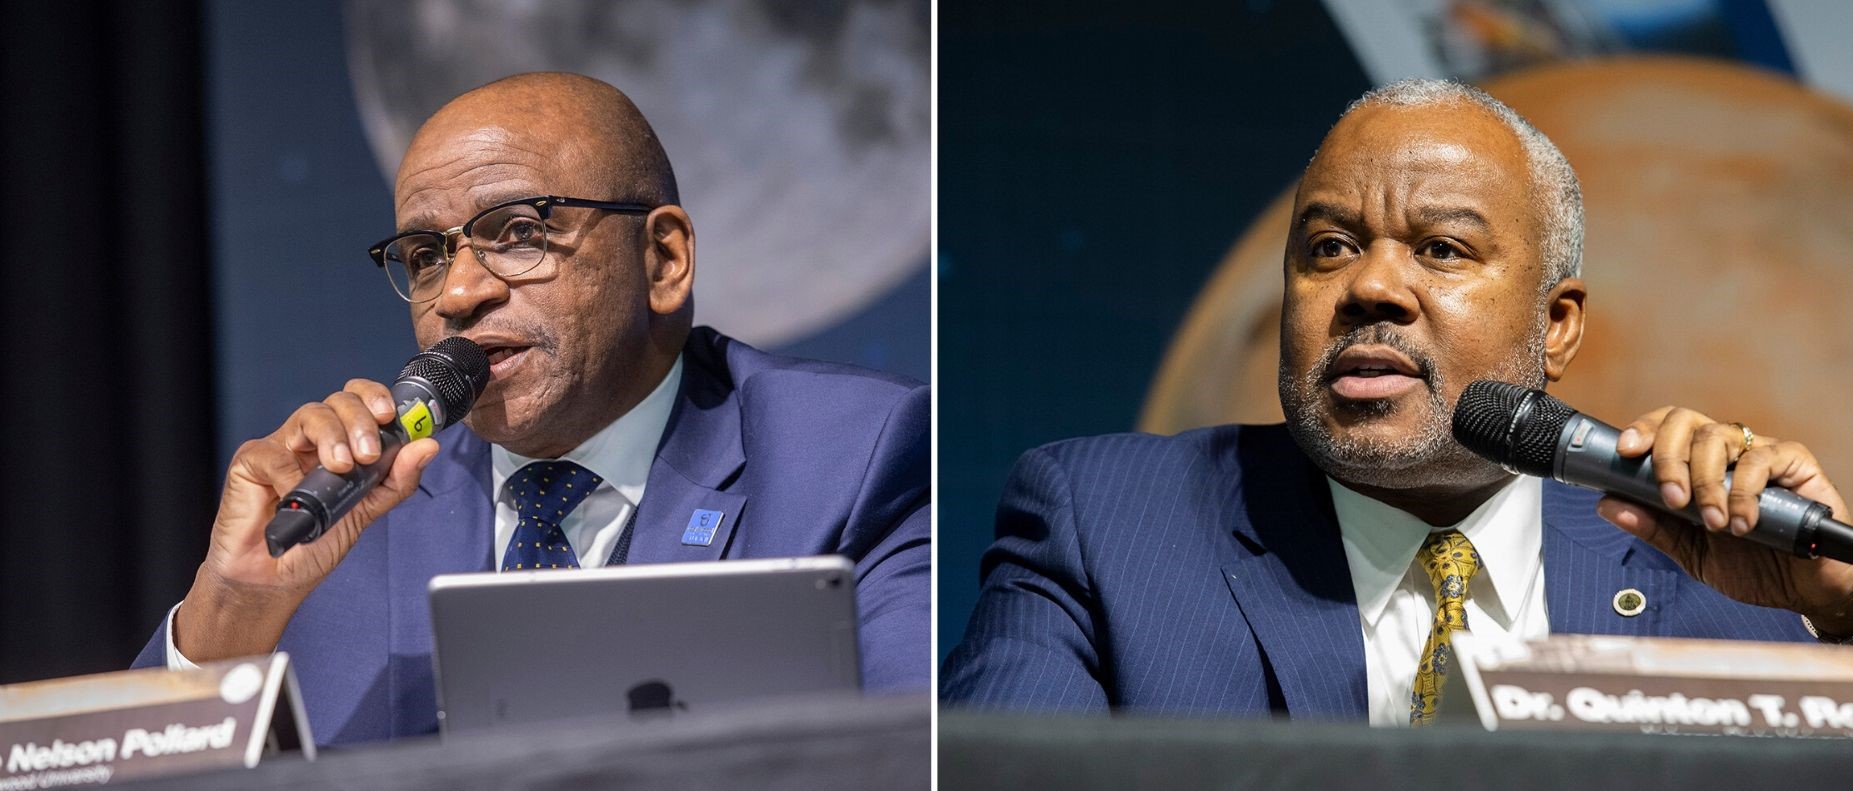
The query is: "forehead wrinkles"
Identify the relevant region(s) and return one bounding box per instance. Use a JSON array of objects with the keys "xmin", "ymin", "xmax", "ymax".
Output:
[
  {"xmin": 395, "ymin": 126, "xmax": 562, "ymax": 213},
  {"xmin": 1301, "ymin": 130, "xmax": 1524, "ymax": 233}
]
